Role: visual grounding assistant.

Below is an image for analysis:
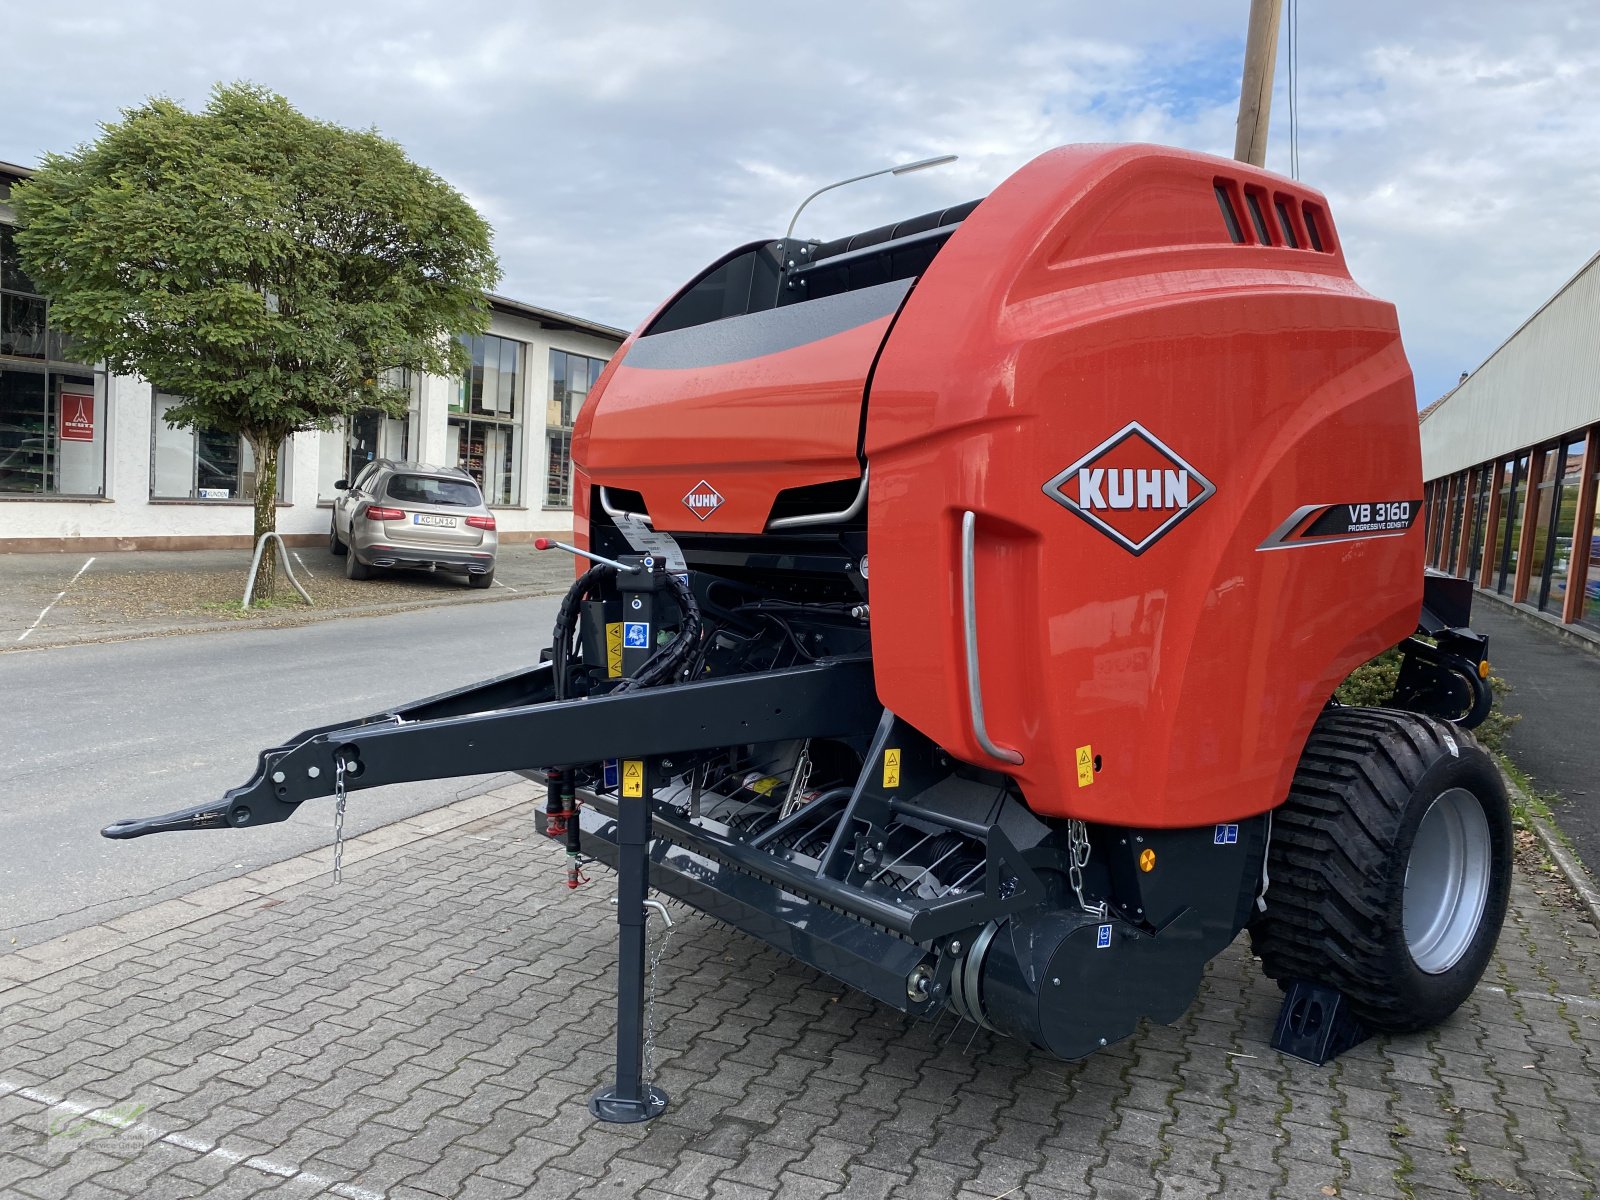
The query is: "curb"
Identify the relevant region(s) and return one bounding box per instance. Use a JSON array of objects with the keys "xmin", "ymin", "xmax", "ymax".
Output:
[
  {"xmin": 1499, "ymin": 765, "xmax": 1600, "ymax": 930},
  {"xmin": 0, "ymin": 781, "xmax": 537, "ymax": 998},
  {"xmin": 1, "ymin": 584, "xmax": 560, "ymax": 654}
]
